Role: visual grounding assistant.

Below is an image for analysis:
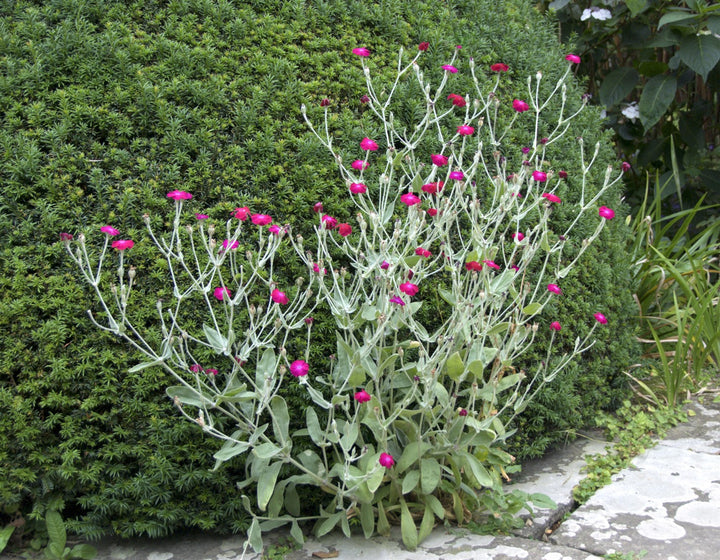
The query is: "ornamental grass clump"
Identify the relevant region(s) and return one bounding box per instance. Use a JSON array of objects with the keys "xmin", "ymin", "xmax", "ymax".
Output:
[{"xmin": 66, "ymin": 46, "xmax": 624, "ymax": 551}]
